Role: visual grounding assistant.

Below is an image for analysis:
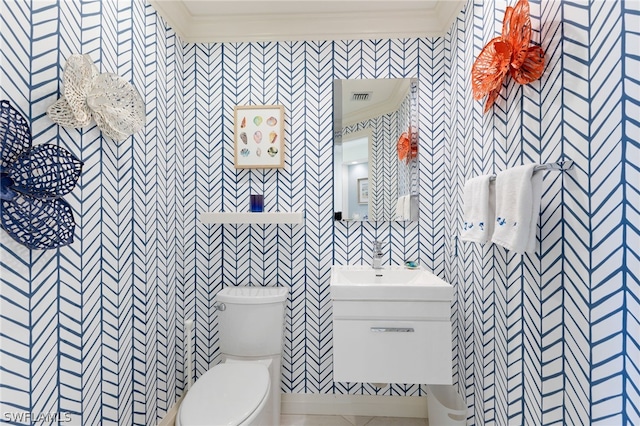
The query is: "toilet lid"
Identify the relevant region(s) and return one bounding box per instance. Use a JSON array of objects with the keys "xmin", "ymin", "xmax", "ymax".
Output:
[{"xmin": 179, "ymin": 363, "xmax": 270, "ymax": 426}]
